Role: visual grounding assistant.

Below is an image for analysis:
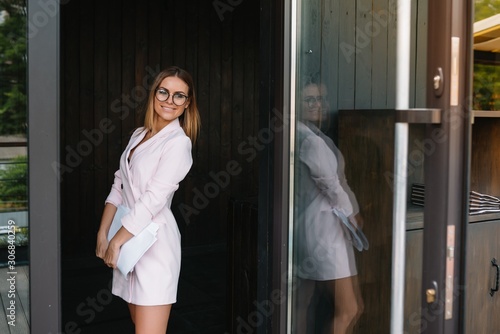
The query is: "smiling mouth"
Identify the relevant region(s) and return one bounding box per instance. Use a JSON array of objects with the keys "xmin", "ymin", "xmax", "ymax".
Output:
[{"xmin": 161, "ymin": 105, "xmax": 176, "ymax": 111}]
